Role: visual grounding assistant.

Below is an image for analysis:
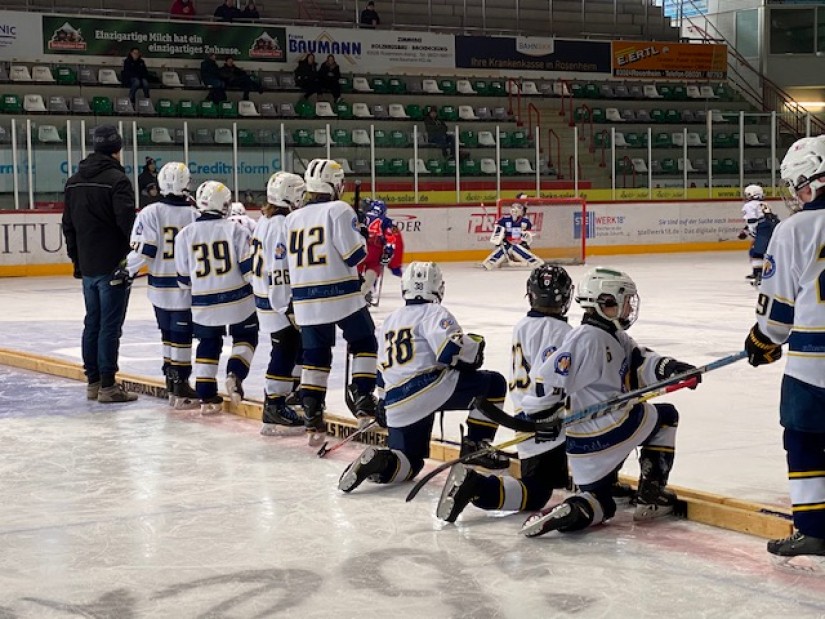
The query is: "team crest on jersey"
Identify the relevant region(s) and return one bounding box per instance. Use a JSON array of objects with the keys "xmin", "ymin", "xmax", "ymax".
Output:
[
  {"xmin": 135, "ymin": 222, "xmax": 143, "ymax": 235},
  {"xmin": 351, "ymin": 216, "xmax": 358, "ymax": 231},
  {"xmin": 554, "ymin": 352, "xmax": 572, "ymax": 376},
  {"xmin": 440, "ymin": 318, "xmax": 455, "ymax": 329},
  {"xmin": 762, "ymin": 255, "xmax": 776, "ymax": 279},
  {"xmin": 541, "ymin": 346, "xmax": 557, "ymax": 362},
  {"xmin": 274, "ymin": 243, "xmax": 287, "ymax": 260}
]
